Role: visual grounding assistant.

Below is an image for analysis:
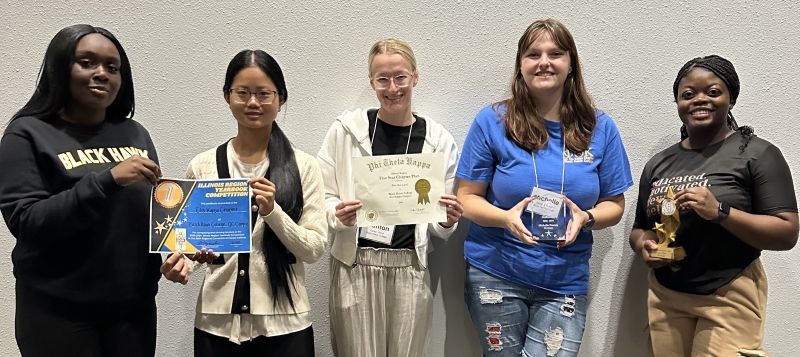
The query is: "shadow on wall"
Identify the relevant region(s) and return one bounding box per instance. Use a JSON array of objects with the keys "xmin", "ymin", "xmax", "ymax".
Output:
[
  {"xmin": 592, "ymin": 227, "xmax": 651, "ymax": 357},
  {"xmin": 600, "ymin": 132, "xmax": 679, "ymax": 356},
  {"xmin": 428, "ymin": 218, "xmax": 483, "ymax": 357},
  {"xmin": 584, "ymin": 132, "xmax": 677, "ymax": 356},
  {"xmin": 612, "ymin": 259, "xmax": 651, "ymax": 357}
]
